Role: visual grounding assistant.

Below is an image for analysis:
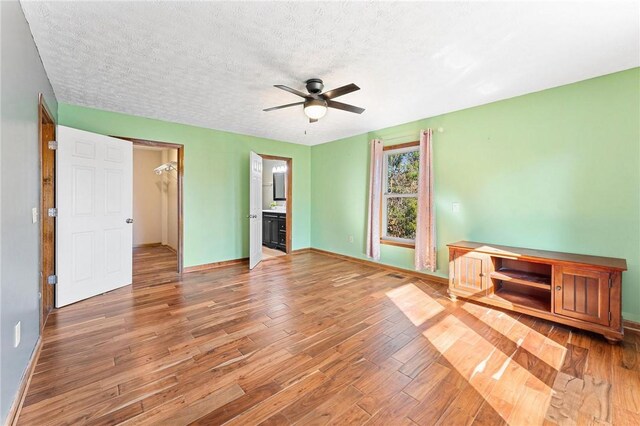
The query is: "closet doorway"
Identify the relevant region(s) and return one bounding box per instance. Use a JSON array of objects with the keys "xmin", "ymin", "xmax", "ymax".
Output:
[{"xmin": 125, "ymin": 138, "xmax": 184, "ymax": 274}]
